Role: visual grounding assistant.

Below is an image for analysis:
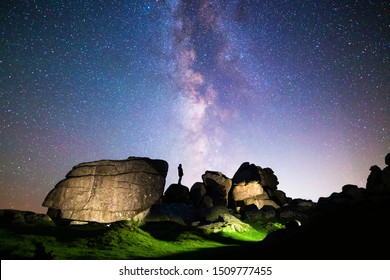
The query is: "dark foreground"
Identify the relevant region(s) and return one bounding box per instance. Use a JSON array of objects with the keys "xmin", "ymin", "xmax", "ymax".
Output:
[{"xmin": 1, "ymin": 192, "xmax": 390, "ymax": 260}]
